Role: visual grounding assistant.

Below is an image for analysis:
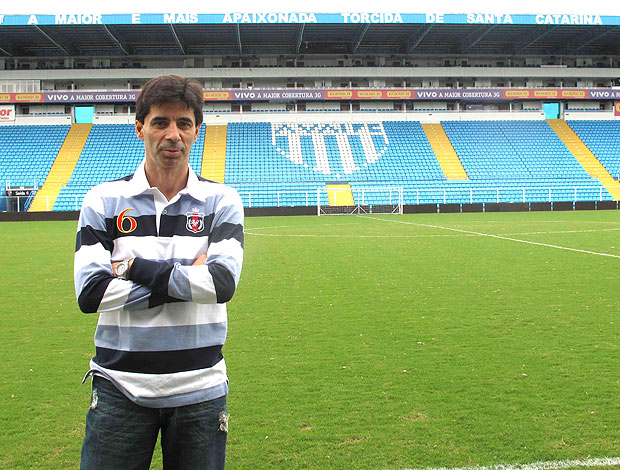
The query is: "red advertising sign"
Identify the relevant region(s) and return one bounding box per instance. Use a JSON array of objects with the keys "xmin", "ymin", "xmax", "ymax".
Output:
[
  {"xmin": 325, "ymin": 90, "xmax": 354, "ymax": 99},
  {"xmin": 204, "ymin": 91, "xmax": 232, "ymax": 101},
  {"xmin": 0, "ymin": 105, "xmax": 15, "ymax": 121},
  {"xmin": 502, "ymin": 89, "xmax": 589, "ymax": 100},
  {"xmin": 561, "ymin": 89, "xmax": 588, "ymax": 99},
  {"xmin": 0, "ymin": 93, "xmax": 44, "ymax": 103}
]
